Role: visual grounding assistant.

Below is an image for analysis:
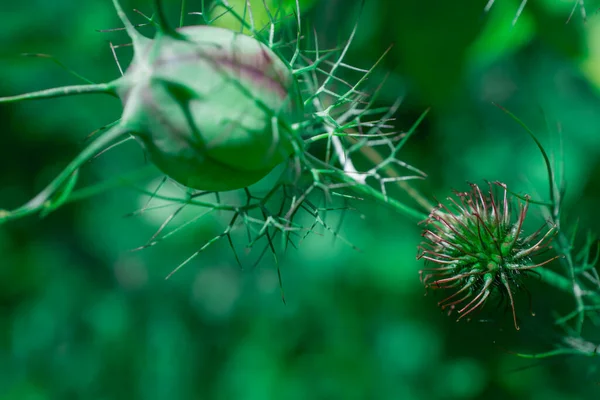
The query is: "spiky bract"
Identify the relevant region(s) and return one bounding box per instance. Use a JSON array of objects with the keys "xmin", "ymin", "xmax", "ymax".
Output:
[{"xmin": 418, "ymin": 182, "xmax": 558, "ymax": 330}]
